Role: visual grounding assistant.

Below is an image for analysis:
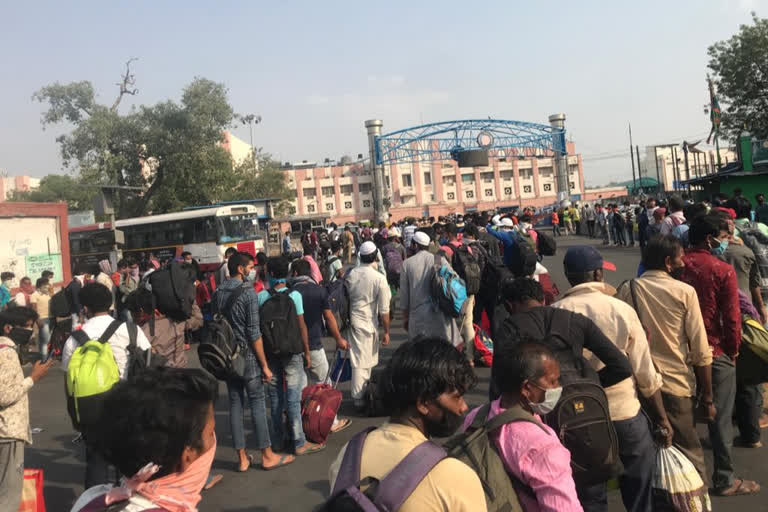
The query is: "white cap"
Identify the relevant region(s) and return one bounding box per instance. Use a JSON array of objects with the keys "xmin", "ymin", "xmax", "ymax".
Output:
[
  {"xmin": 388, "ymin": 227, "xmax": 401, "ymax": 238},
  {"xmin": 413, "ymin": 231, "xmax": 431, "ymax": 247},
  {"xmin": 500, "ymin": 217, "xmax": 515, "ymax": 227},
  {"xmin": 491, "ymin": 214, "xmax": 501, "ymax": 226},
  {"xmin": 360, "ymin": 241, "xmax": 377, "ymax": 256}
]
